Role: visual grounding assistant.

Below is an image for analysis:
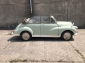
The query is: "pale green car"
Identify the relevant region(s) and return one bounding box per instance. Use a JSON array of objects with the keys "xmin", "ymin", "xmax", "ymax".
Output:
[{"xmin": 13, "ymin": 16, "xmax": 78, "ymax": 41}]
